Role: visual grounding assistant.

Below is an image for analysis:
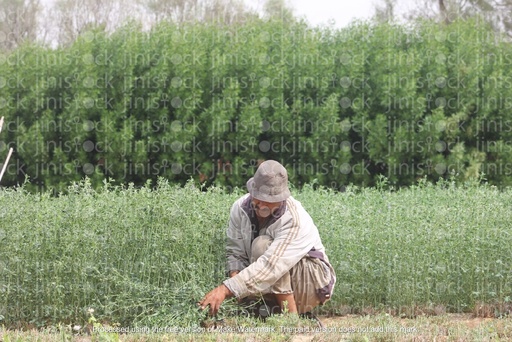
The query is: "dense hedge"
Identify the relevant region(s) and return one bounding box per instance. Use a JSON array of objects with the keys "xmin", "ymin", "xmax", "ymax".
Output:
[{"xmin": 1, "ymin": 19, "xmax": 512, "ymax": 192}]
